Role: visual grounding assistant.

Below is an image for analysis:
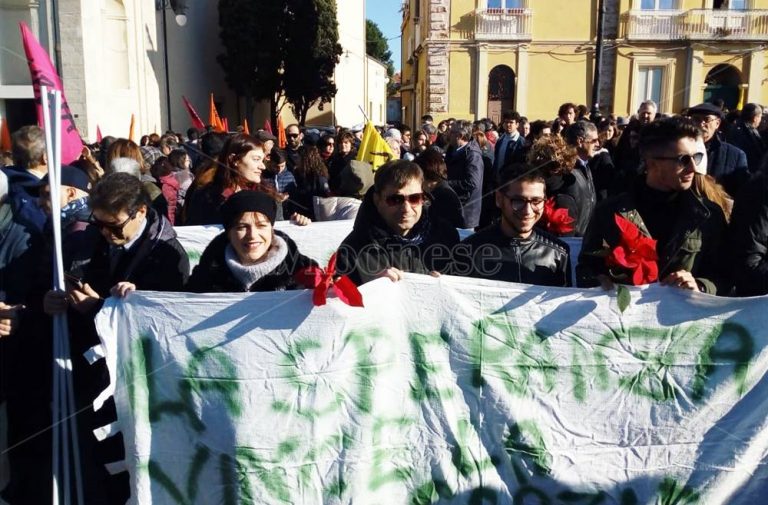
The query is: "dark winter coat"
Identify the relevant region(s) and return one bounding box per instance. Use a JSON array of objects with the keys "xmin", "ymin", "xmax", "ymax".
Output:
[
  {"xmin": 545, "ymin": 162, "xmax": 596, "ymax": 237},
  {"xmin": 456, "ymin": 223, "xmax": 571, "ymax": 287},
  {"xmin": 576, "ymin": 180, "xmax": 729, "ymax": 294},
  {"xmin": 336, "ymin": 187, "xmax": 460, "ymax": 285},
  {"xmin": 446, "ymin": 141, "xmax": 485, "ymax": 228},
  {"xmin": 428, "ymin": 180, "xmax": 466, "ymax": 229},
  {"xmin": 729, "ymin": 173, "xmax": 768, "ymax": 296},
  {"xmin": 186, "ymin": 230, "xmax": 316, "ymax": 293},
  {"xmin": 84, "ymin": 208, "xmax": 189, "ymax": 296},
  {"xmin": 705, "ymin": 136, "xmax": 749, "ymax": 197}
]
